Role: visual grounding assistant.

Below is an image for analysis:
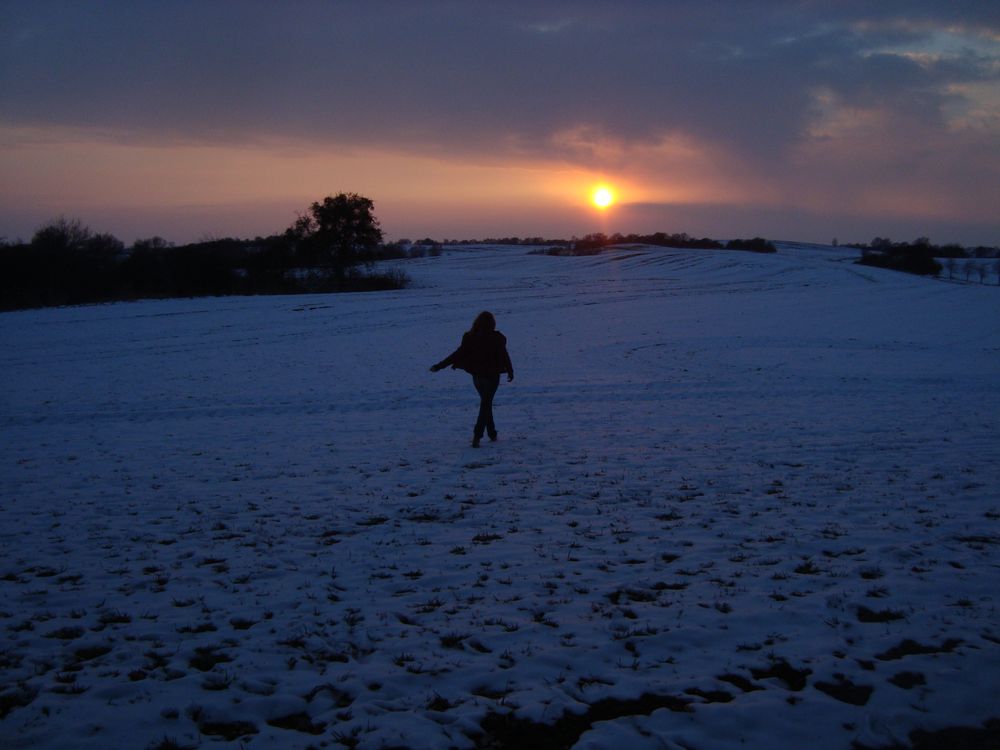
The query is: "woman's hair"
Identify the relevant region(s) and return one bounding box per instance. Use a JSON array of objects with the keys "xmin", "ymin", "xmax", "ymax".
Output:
[{"xmin": 469, "ymin": 311, "xmax": 496, "ymax": 335}]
